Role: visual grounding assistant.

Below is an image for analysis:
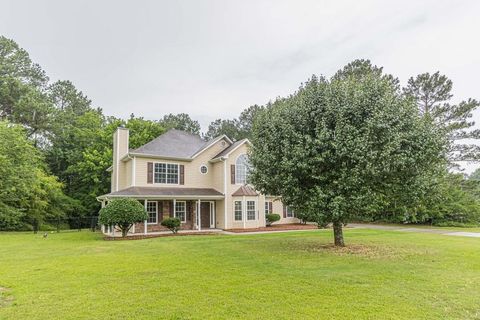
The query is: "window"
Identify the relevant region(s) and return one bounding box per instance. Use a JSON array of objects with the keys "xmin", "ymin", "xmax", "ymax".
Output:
[
  {"xmin": 175, "ymin": 201, "xmax": 186, "ymax": 222},
  {"xmin": 286, "ymin": 206, "xmax": 295, "ymax": 218},
  {"xmin": 247, "ymin": 201, "xmax": 256, "ymax": 220},
  {"xmin": 146, "ymin": 201, "xmax": 157, "ymax": 224},
  {"xmin": 265, "ymin": 201, "xmax": 272, "ymax": 214},
  {"xmin": 234, "ymin": 201, "xmax": 242, "ymax": 221},
  {"xmin": 200, "ymin": 165, "xmax": 208, "ymax": 174},
  {"xmin": 154, "ymin": 163, "xmax": 179, "ymax": 184},
  {"xmin": 235, "ymin": 154, "xmax": 250, "ymax": 184}
]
